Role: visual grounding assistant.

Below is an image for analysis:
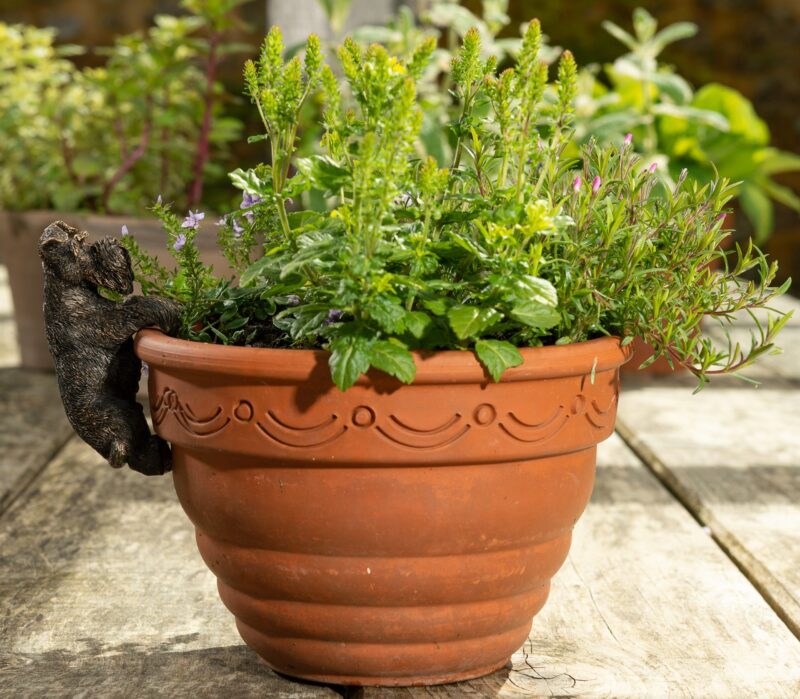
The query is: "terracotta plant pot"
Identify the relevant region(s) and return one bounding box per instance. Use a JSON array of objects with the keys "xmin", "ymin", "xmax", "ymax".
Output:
[
  {"xmin": 135, "ymin": 329, "xmax": 629, "ymax": 686},
  {"xmin": 0, "ymin": 210, "xmax": 231, "ymax": 370}
]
